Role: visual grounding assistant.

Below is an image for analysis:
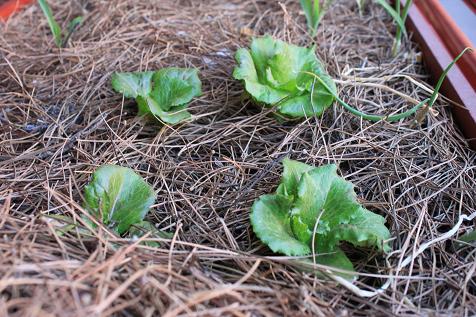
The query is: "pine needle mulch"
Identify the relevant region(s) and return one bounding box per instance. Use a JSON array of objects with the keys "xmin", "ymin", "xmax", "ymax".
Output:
[{"xmin": 1, "ymin": 0, "xmax": 475, "ymax": 316}]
